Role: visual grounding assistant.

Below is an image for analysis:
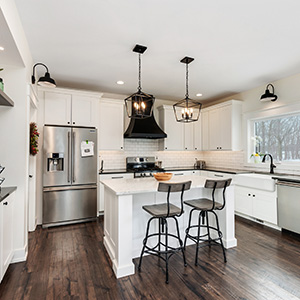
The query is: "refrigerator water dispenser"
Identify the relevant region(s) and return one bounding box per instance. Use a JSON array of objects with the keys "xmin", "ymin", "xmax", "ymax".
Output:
[{"xmin": 47, "ymin": 153, "xmax": 64, "ymax": 172}]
